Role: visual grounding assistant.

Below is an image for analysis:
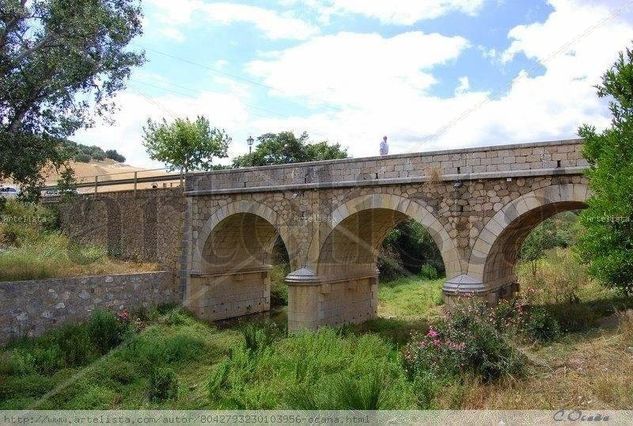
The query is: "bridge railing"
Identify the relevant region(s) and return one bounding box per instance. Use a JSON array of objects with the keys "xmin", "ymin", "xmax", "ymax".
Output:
[{"xmin": 41, "ymin": 167, "xmax": 184, "ymax": 196}]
